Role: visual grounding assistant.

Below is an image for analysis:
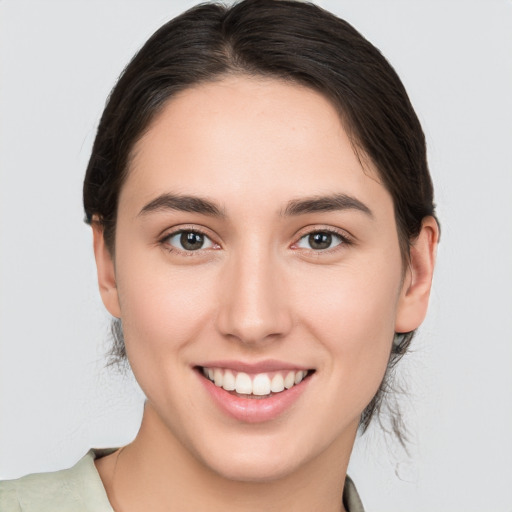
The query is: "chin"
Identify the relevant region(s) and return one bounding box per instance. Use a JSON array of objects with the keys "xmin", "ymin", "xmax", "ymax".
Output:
[
  {"xmin": 192, "ymin": 428, "xmax": 330, "ymax": 484},
  {"xmin": 203, "ymin": 450, "xmax": 302, "ymax": 483}
]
